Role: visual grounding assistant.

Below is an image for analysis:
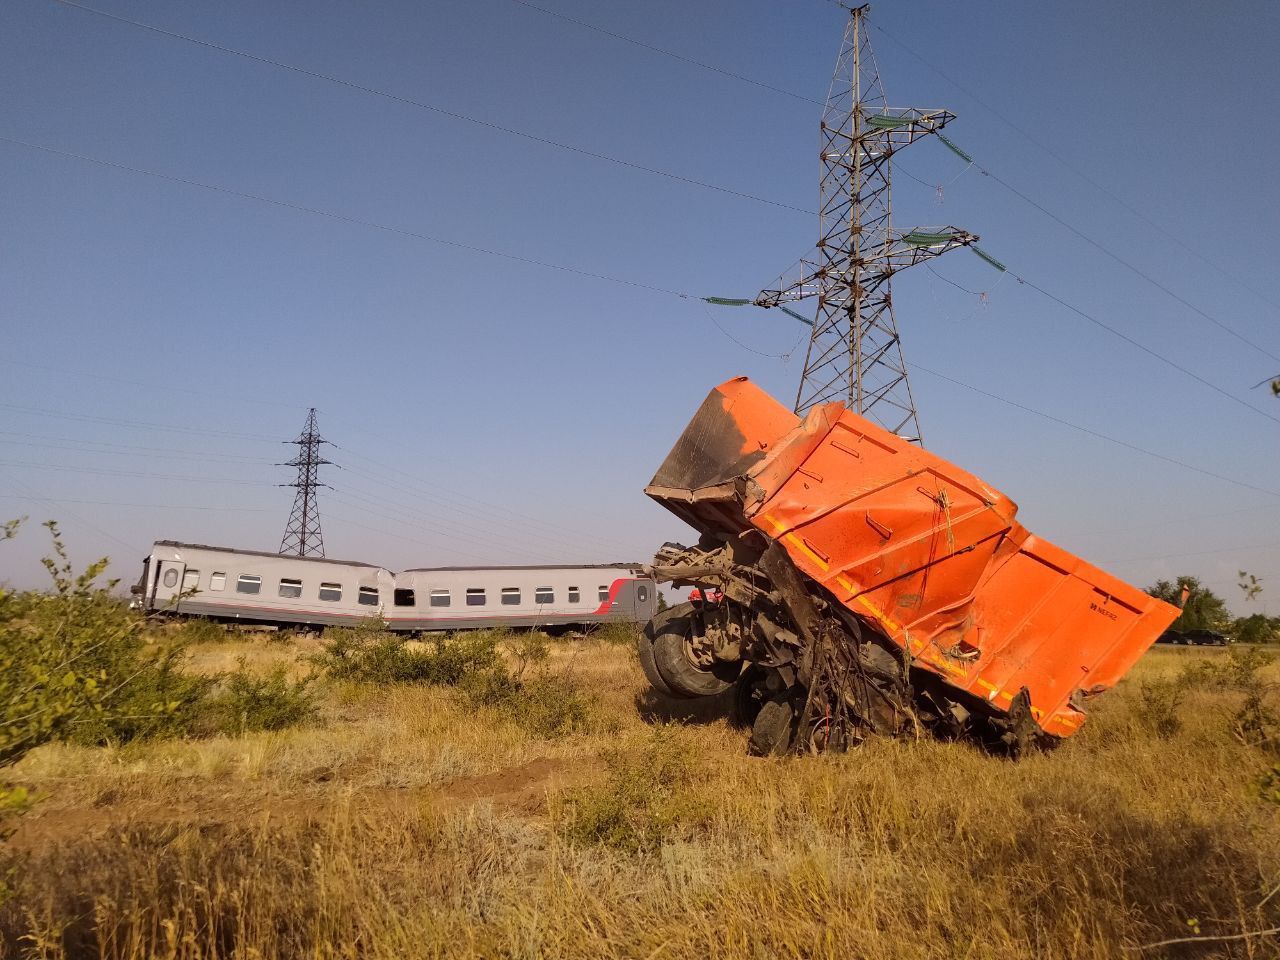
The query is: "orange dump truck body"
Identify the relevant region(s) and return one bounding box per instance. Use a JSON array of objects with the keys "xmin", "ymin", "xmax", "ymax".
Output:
[{"xmin": 646, "ymin": 378, "xmax": 1179, "ymax": 738}]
